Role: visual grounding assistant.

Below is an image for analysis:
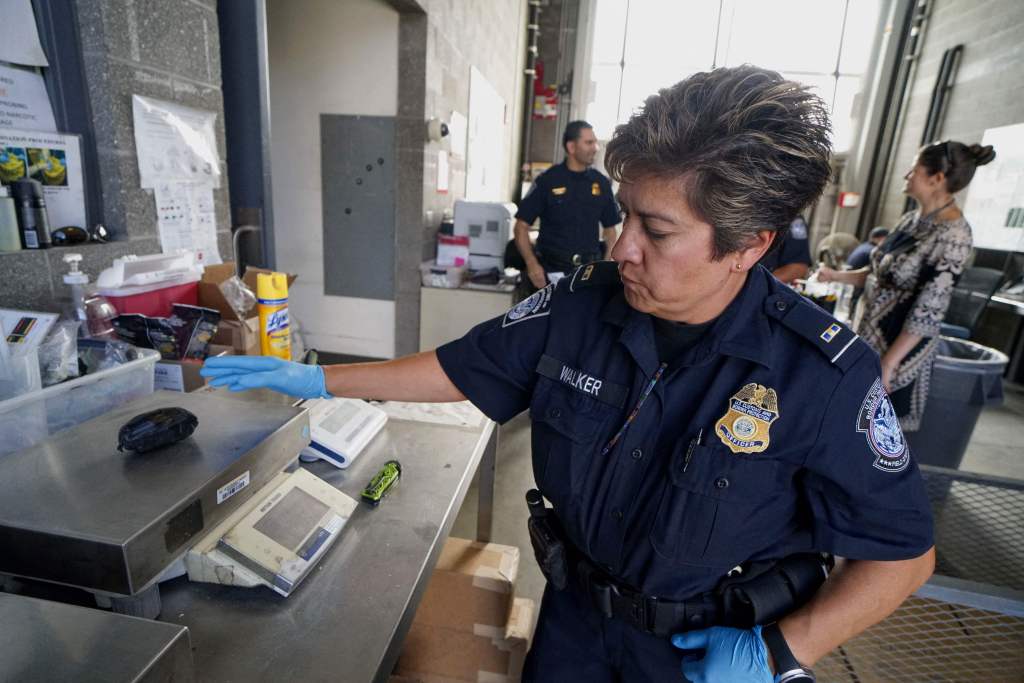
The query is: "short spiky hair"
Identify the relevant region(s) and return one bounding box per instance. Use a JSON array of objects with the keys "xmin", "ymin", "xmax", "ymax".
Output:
[{"xmin": 605, "ymin": 65, "xmax": 832, "ymax": 259}]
